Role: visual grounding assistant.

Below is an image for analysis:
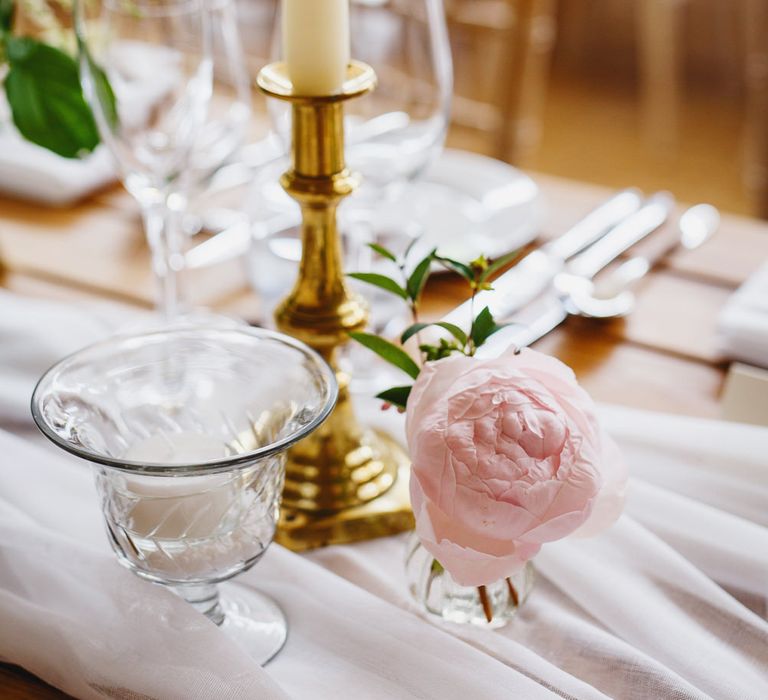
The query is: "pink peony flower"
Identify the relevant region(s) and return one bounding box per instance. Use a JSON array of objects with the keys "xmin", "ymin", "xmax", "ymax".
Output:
[{"xmin": 406, "ymin": 347, "xmax": 627, "ymax": 587}]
